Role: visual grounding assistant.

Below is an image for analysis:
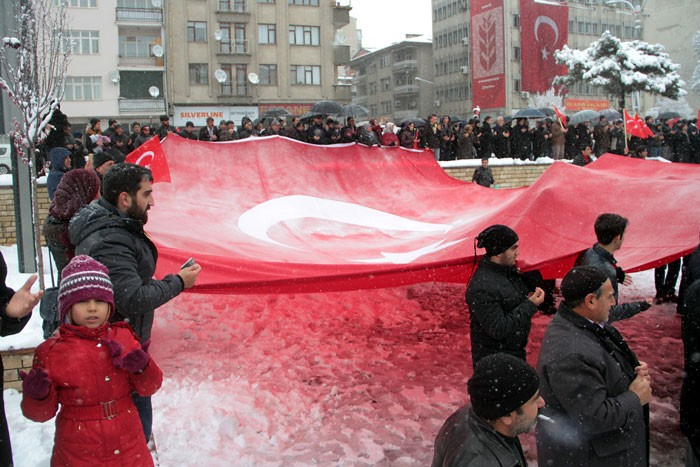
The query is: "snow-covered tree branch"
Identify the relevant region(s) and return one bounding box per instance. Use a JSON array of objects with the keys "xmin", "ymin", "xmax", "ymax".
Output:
[
  {"xmin": 527, "ymin": 88, "xmax": 566, "ymax": 112},
  {"xmin": 554, "ymin": 31, "xmax": 686, "ymax": 110},
  {"xmin": 691, "ymin": 29, "xmax": 700, "ymax": 95},
  {"xmin": 0, "ymin": 0, "xmax": 71, "ymax": 288}
]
